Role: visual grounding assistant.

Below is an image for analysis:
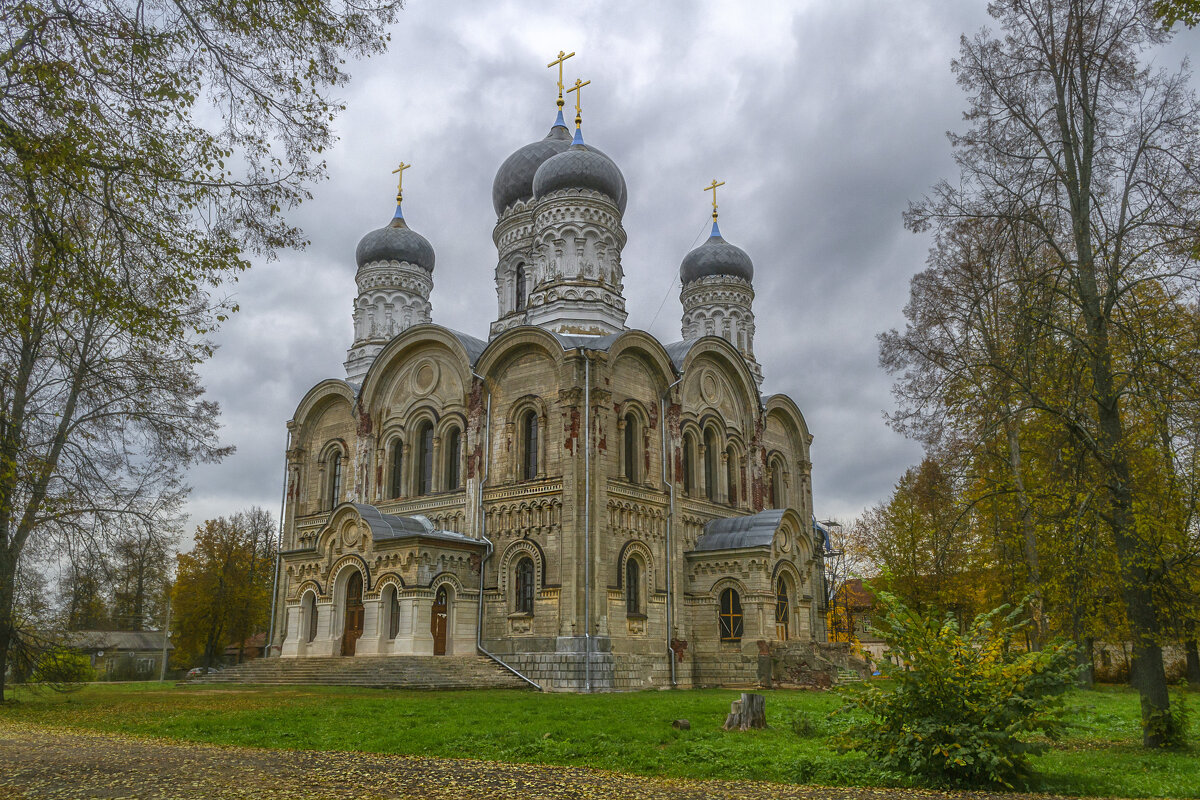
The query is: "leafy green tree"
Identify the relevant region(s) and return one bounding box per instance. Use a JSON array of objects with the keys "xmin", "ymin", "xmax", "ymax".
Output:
[
  {"xmin": 835, "ymin": 593, "xmax": 1078, "ymax": 789},
  {"xmin": 172, "ymin": 509, "xmax": 276, "ymax": 670},
  {"xmin": 849, "ymin": 458, "xmax": 988, "ymax": 621},
  {"xmin": 0, "ymin": 0, "xmax": 403, "ymax": 701},
  {"xmin": 900, "ymin": 0, "xmax": 1200, "ymax": 746}
]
